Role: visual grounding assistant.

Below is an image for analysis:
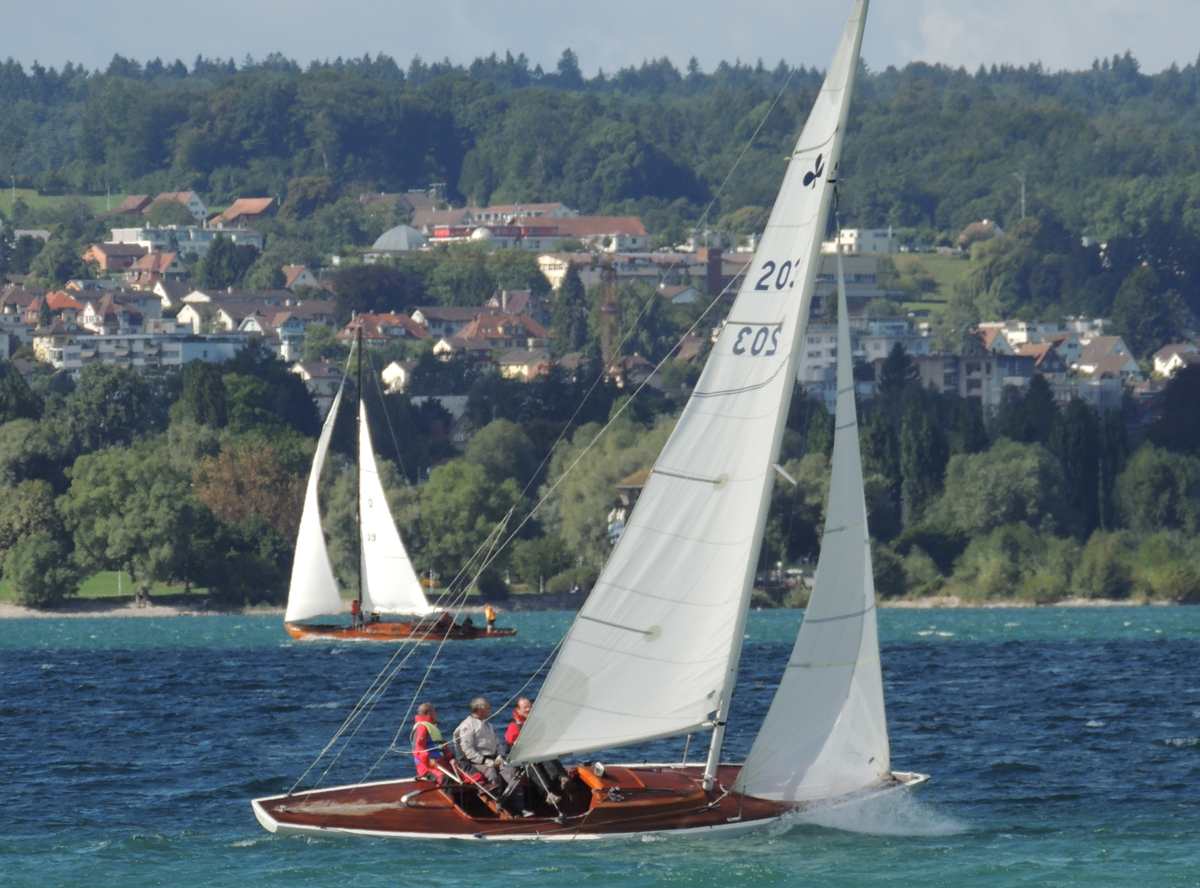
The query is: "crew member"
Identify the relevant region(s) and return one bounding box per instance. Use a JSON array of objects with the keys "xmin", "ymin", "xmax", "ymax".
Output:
[
  {"xmin": 484, "ymin": 604, "xmax": 497, "ymax": 632},
  {"xmin": 411, "ymin": 702, "xmax": 453, "ymax": 783},
  {"xmin": 506, "ymin": 697, "xmax": 532, "ymax": 746},
  {"xmin": 454, "ymin": 696, "xmax": 531, "ymax": 816},
  {"xmin": 350, "ymin": 598, "xmax": 361, "ymax": 629}
]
